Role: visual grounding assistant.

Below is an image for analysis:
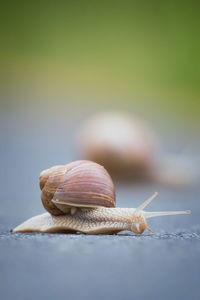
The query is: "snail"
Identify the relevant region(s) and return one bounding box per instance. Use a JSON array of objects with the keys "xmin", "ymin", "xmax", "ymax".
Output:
[
  {"xmin": 13, "ymin": 160, "xmax": 191, "ymax": 235},
  {"xmin": 77, "ymin": 112, "xmax": 158, "ymax": 178},
  {"xmin": 77, "ymin": 112, "xmax": 194, "ymax": 186}
]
